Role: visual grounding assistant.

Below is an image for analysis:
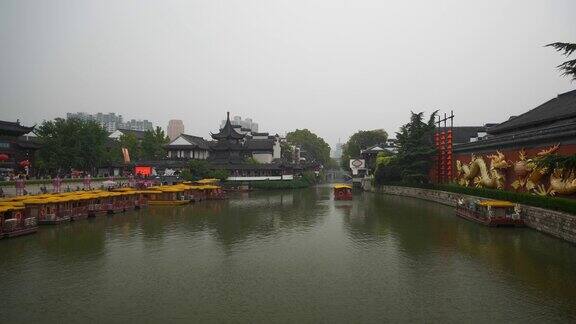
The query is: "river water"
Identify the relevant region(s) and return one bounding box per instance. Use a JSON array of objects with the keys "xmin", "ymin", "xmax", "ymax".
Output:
[{"xmin": 1, "ymin": 186, "xmax": 576, "ymax": 323}]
